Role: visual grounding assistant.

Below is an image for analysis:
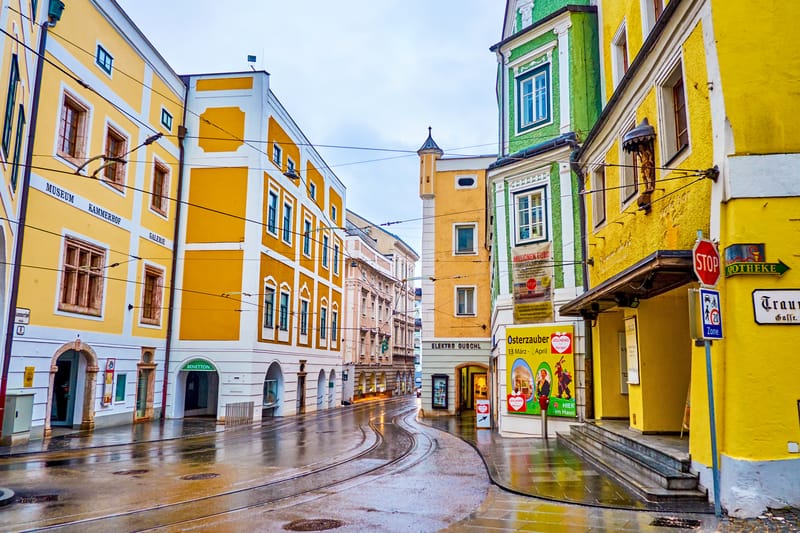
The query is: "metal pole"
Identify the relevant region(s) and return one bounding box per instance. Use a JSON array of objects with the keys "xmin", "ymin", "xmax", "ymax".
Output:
[{"xmin": 705, "ymin": 339, "xmax": 722, "ymax": 517}]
